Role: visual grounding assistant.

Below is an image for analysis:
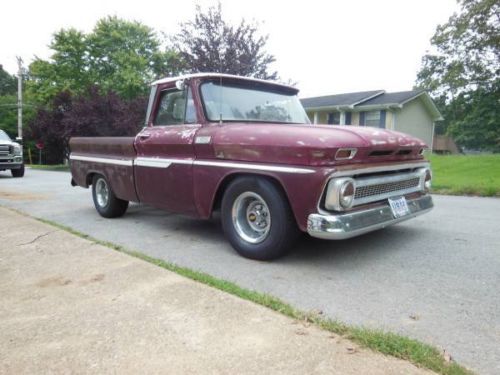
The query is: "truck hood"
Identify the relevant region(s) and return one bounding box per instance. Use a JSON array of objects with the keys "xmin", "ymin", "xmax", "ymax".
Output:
[{"xmin": 211, "ymin": 123, "xmax": 427, "ymax": 166}]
